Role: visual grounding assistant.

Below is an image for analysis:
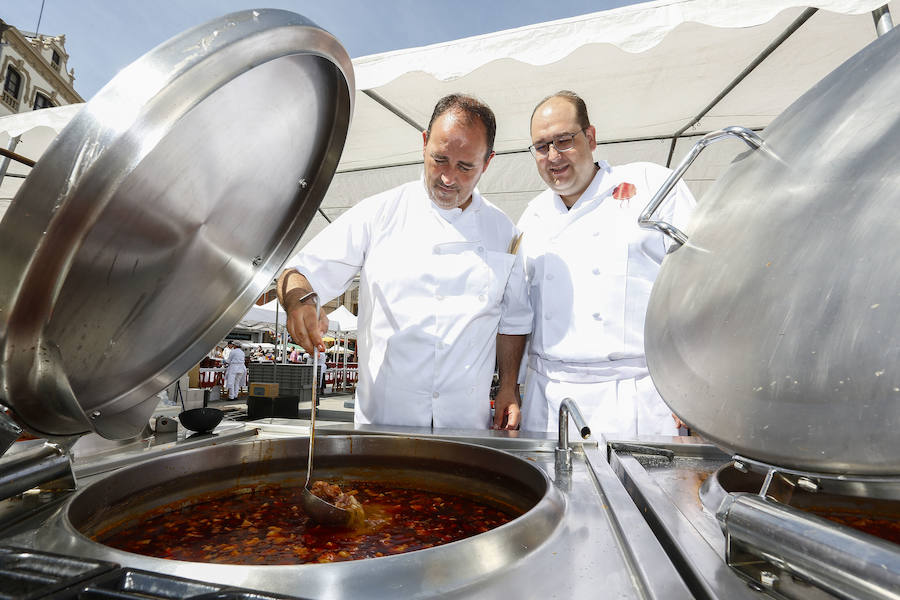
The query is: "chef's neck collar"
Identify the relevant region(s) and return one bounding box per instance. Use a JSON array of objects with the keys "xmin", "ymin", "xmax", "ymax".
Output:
[
  {"xmin": 430, "ymin": 188, "xmax": 483, "ymax": 222},
  {"xmin": 561, "ymin": 161, "xmax": 608, "ymax": 211}
]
